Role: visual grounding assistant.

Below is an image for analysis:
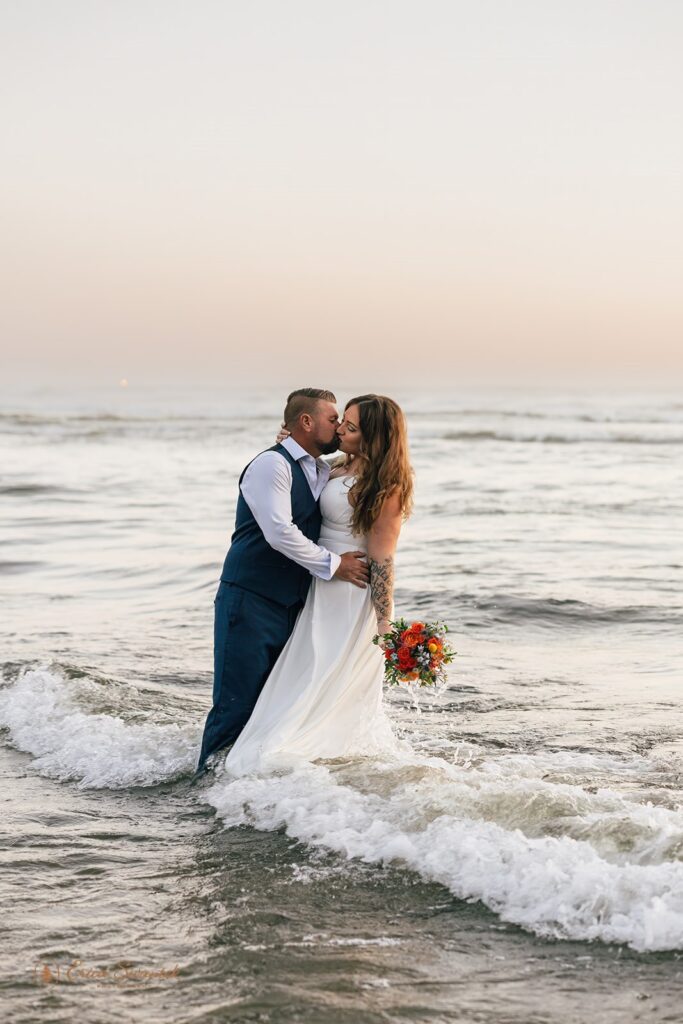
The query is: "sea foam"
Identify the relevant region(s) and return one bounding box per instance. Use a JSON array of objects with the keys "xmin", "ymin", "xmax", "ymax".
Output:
[
  {"xmin": 4, "ymin": 666, "xmax": 683, "ymax": 952},
  {"xmin": 205, "ymin": 752, "xmax": 683, "ymax": 953},
  {"xmin": 0, "ymin": 666, "xmax": 198, "ymax": 787}
]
